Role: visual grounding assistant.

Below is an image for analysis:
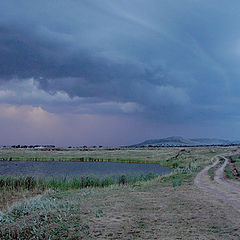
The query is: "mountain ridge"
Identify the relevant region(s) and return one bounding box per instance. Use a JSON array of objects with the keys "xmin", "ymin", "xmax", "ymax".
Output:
[{"xmin": 130, "ymin": 136, "xmax": 238, "ymax": 147}]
